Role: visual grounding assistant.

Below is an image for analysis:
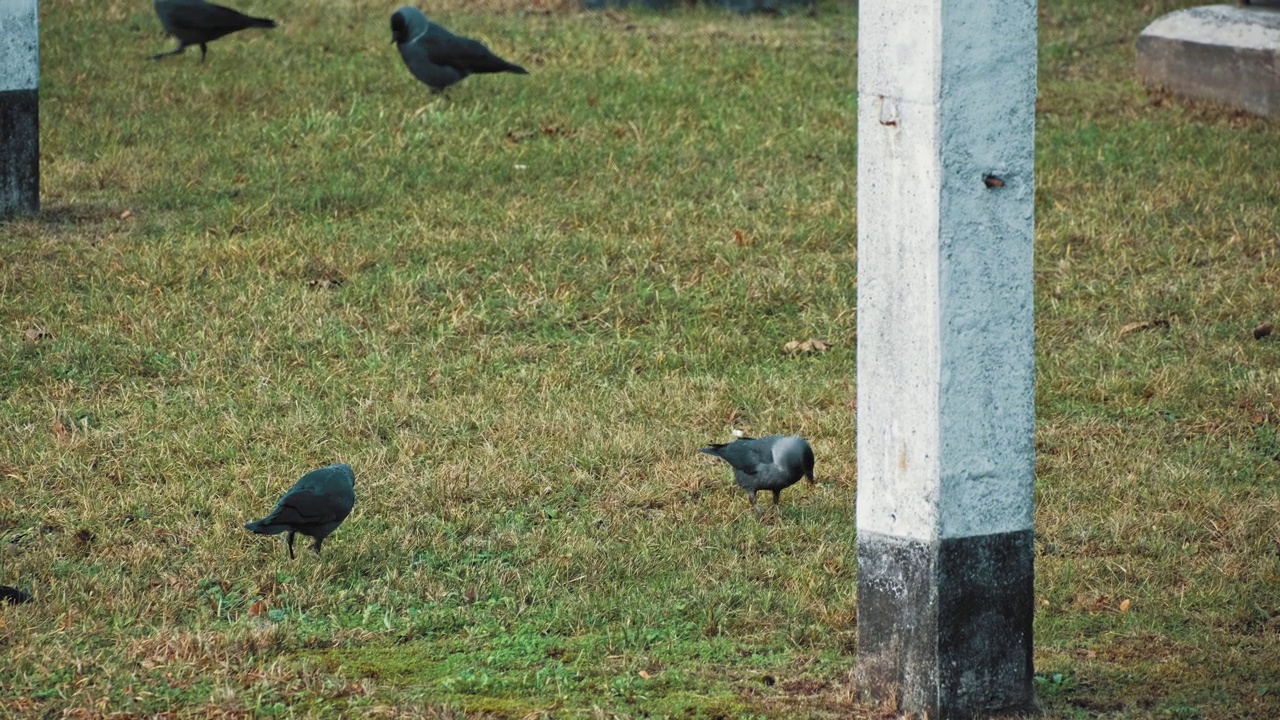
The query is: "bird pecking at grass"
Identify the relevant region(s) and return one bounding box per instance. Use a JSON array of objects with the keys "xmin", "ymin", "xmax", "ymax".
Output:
[
  {"xmin": 700, "ymin": 435, "xmax": 815, "ymax": 518},
  {"xmin": 245, "ymin": 463, "xmax": 356, "ymax": 559}
]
